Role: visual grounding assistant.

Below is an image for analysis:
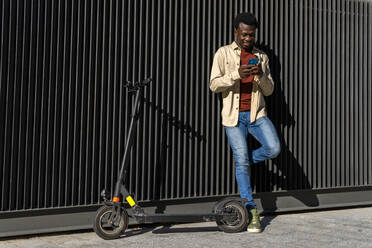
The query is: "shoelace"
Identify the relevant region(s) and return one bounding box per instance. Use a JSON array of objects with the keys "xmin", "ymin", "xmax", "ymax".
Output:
[{"xmin": 251, "ymin": 214, "xmax": 260, "ymax": 224}]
